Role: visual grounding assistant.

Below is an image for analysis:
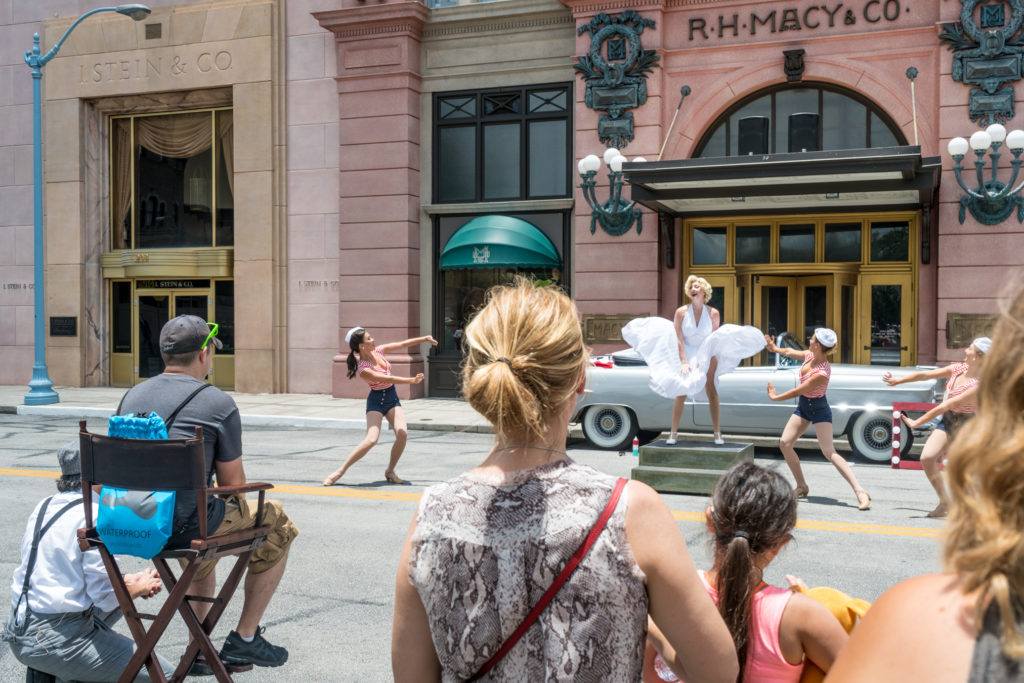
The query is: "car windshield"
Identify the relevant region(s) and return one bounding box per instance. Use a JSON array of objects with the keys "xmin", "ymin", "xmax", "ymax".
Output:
[{"xmin": 775, "ymin": 332, "xmax": 806, "ymax": 367}]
